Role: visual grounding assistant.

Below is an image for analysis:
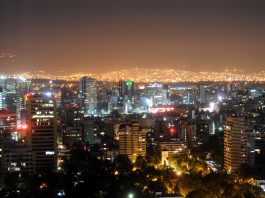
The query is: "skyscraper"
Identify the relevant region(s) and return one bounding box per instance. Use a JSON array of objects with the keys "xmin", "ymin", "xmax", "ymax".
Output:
[
  {"xmin": 224, "ymin": 117, "xmax": 255, "ymax": 173},
  {"xmin": 118, "ymin": 121, "xmax": 146, "ymax": 161},
  {"xmin": 26, "ymin": 92, "xmax": 57, "ymax": 172},
  {"xmin": 79, "ymin": 77, "xmax": 97, "ymax": 116},
  {"xmin": 199, "ymin": 85, "xmax": 207, "ymax": 106},
  {"xmin": 145, "ymin": 83, "xmax": 169, "ymax": 107},
  {"xmin": 118, "ymin": 80, "xmax": 135, "ymax": 113},
  {"xmin": 0, "ymin": 86, "xmax": 7, "ymax": 110}
]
